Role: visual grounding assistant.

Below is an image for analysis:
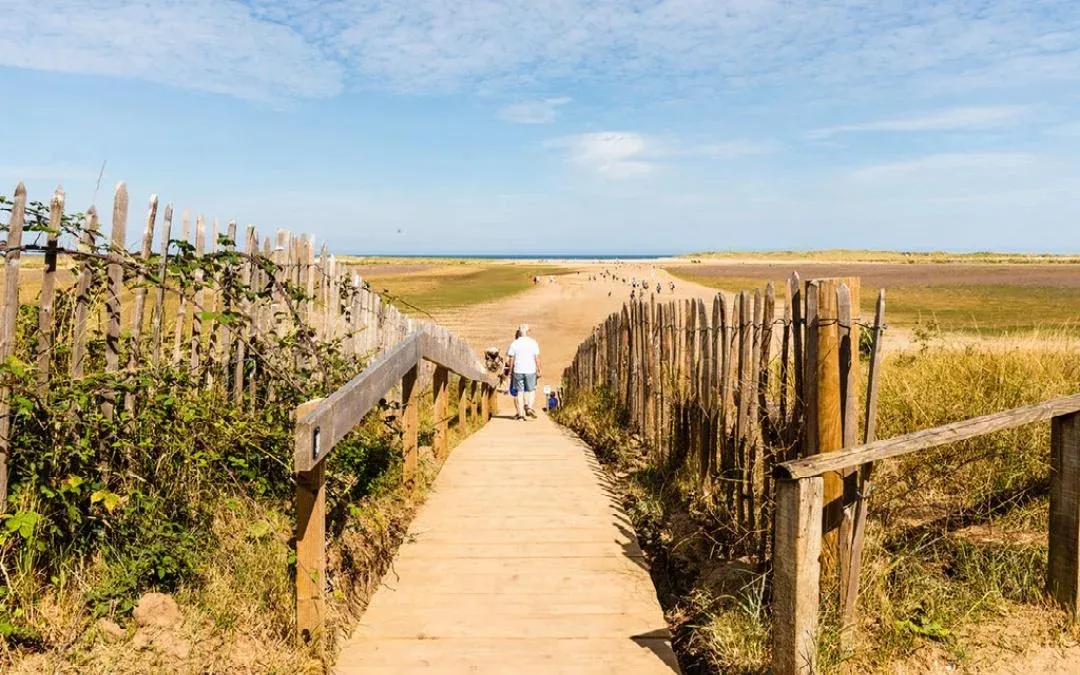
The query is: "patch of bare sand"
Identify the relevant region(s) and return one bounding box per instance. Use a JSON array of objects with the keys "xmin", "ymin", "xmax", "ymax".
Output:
[
  {"xmin": 882, "ymin": 603, "xmax": 1080, "ymax": 675},
  {"xmin": 424, "ymin": 262, "xmax": 721, "ymax": 380}
]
